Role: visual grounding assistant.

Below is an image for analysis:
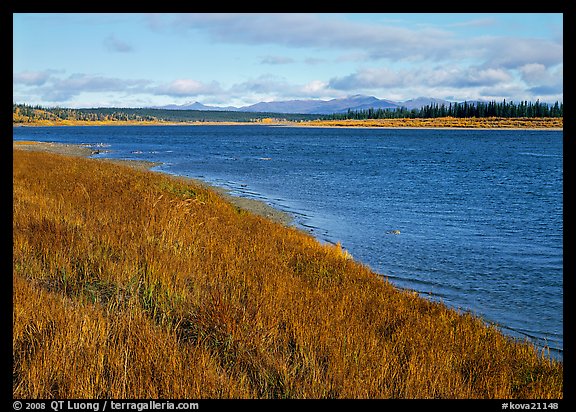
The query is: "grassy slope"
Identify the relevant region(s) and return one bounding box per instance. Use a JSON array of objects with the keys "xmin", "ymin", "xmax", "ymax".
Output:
[{"xmin": 13, "ymin": 149, "xmax": 563, "ymax": 399}]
